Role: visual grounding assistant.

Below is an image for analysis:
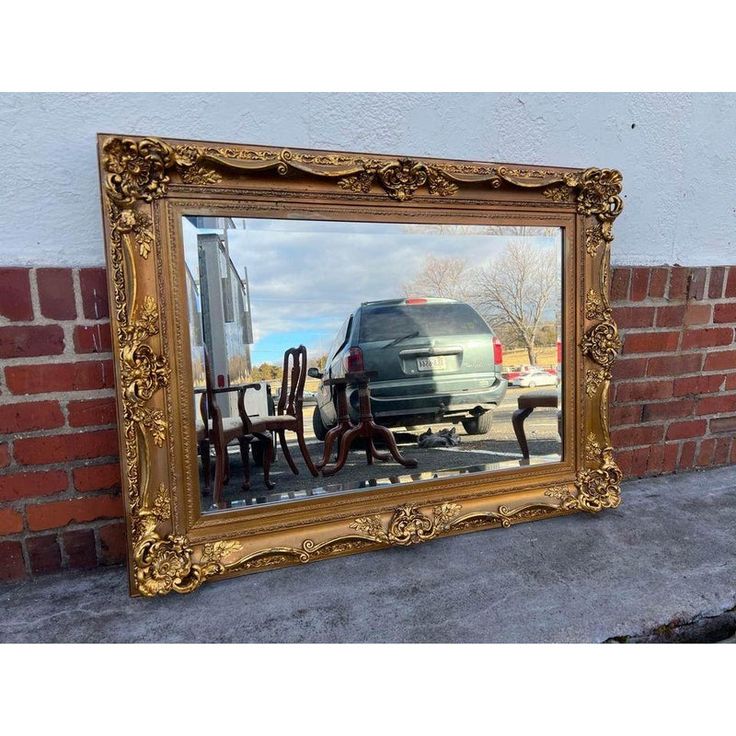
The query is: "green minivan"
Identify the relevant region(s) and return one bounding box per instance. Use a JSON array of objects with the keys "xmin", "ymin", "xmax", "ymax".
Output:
[{"xmin": 309, "ymin": 297, "xmax": 507, "ymax": 439}]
